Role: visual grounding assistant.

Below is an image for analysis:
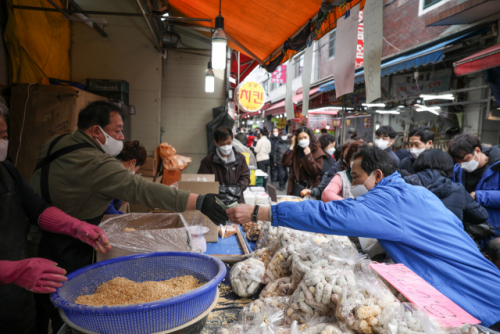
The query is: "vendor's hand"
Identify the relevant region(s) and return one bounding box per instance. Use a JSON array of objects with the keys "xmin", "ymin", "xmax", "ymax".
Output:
[
  {"xmin": 274, "ymin": 163, "xmax": 277, "ymax": 167},
  {"xmin": 470, "ymin": 191, "xmax": 476, "ymax": 200},
  {"xmin": 197, "ymin": 194, "xmax": 229, "ymax": 225},
  {"xmin": 303, "ymin": 146, "xmax": 311, "ymax": 155},
  {"xmin": 0, "ymin": 258, "xmax": 67, "ymax": 294},
  {"xmin": 74, "ymin": 222, "xmax": 111, "ymax": 254},
  {"xmin": 226, "ymin": 204, "xmax": 255, "ymax": 225},
  {"xmin": 300, "ymin": 189, "xmax": 311, "ymax": 197}
]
